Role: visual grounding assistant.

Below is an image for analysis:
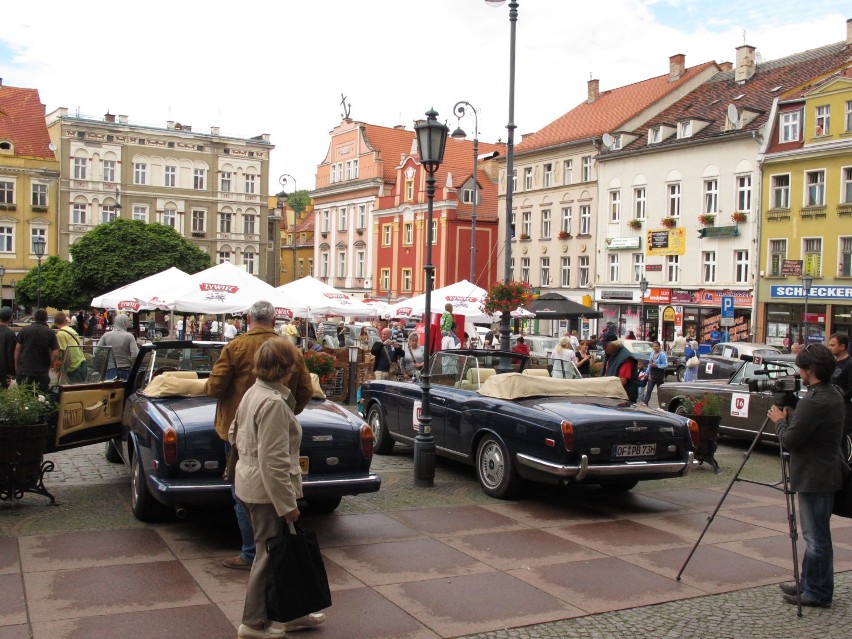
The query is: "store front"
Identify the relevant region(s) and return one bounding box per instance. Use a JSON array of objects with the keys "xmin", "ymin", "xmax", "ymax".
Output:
[{"xmin": 762, "ymin": 285, "xmax": 852, "ymax": 347}]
